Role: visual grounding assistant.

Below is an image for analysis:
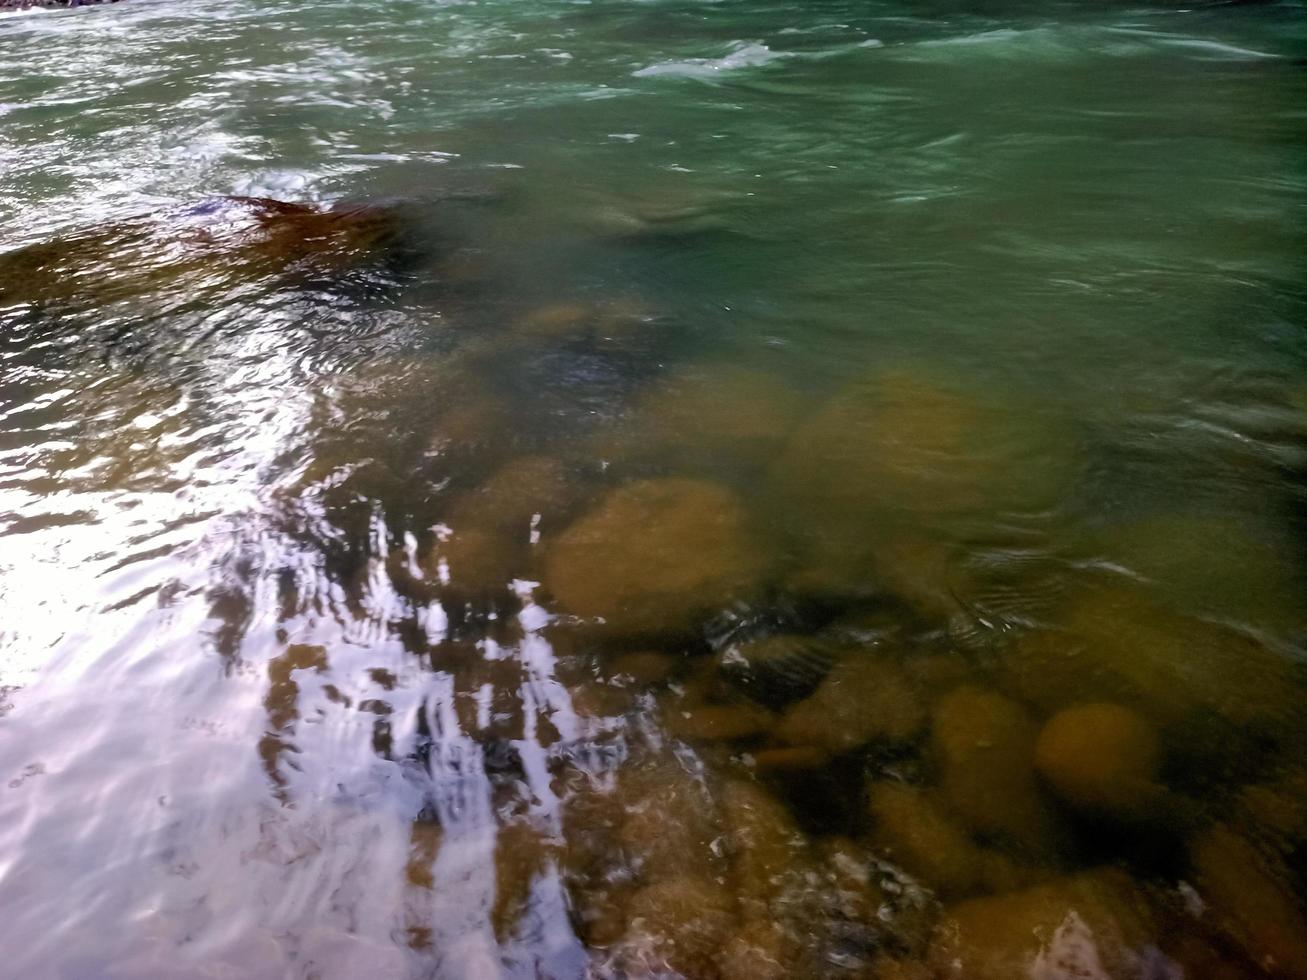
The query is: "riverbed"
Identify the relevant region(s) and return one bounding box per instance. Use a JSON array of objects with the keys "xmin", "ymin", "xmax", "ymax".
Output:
[{"xmin": 2, "ymin": 0, "xmax": 1306, "ymax": 977}]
